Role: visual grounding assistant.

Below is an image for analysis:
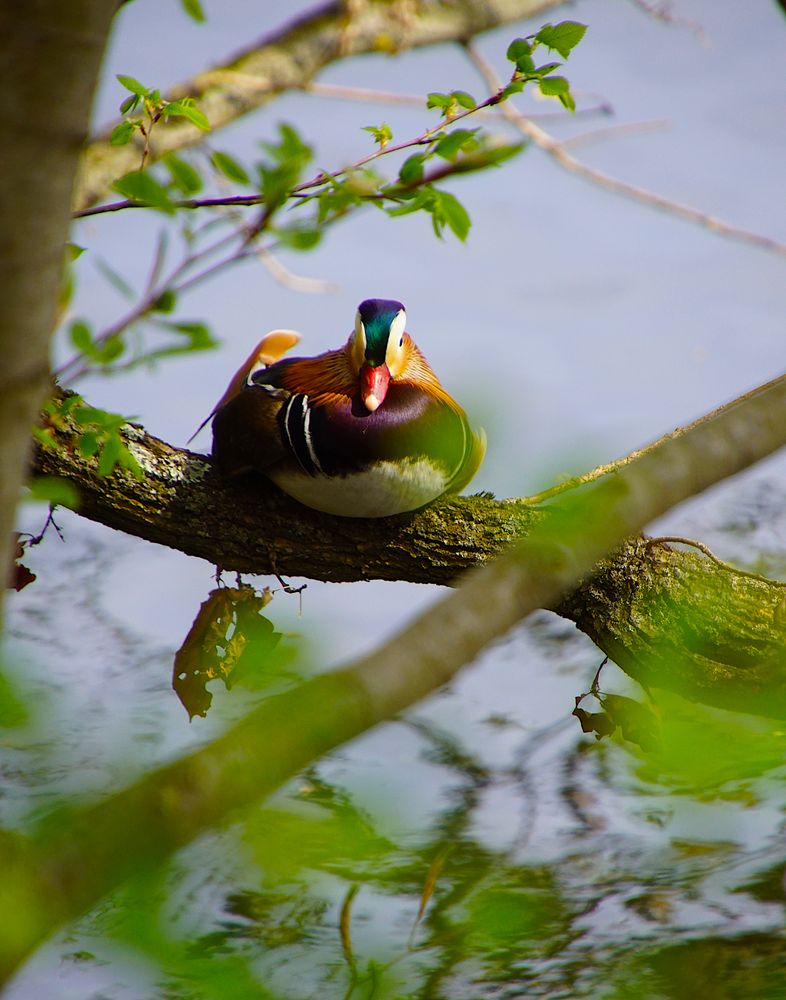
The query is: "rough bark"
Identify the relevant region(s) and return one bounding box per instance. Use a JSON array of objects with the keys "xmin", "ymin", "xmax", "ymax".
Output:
[
  {"xmin": 0, "ymin": 3, "xmax": 116, "ymax": 620},
  {"xmin": 33, "ymin": 385, "xmax": 786, "ymax": 720},
  {"xmin": 74, "ymin": 0, "xmax": 563, "ymax": 211},
  {"xmin": 35, "ymin": 399, "xmax": 540, "ymax": 583},
  {"xmin": 558, "ymin": 538, "xmax": 786, "ymax": 719}
]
